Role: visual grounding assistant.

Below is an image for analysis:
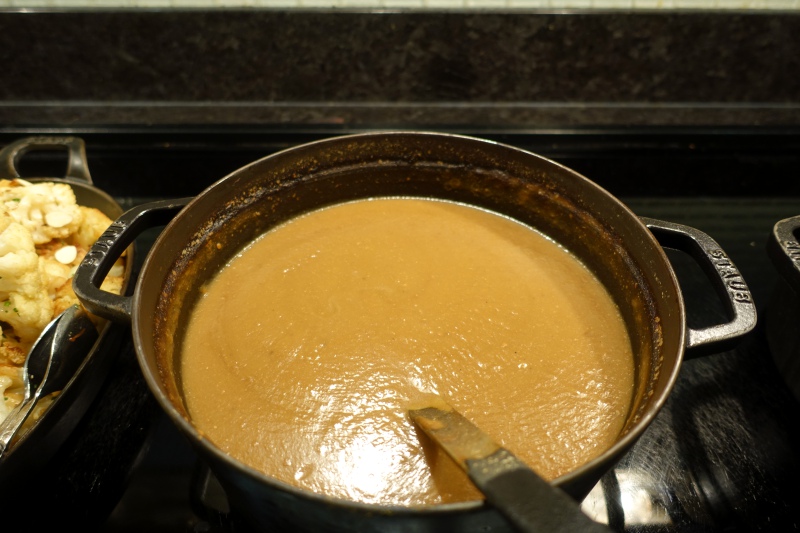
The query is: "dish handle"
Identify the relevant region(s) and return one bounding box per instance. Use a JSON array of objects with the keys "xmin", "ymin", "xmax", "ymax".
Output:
[
  {"xmin": 642, "ymin": 217, "xmax": 757, "ymax": 358},
  {"xmin": 0, "ymin": 136, "xmax": 93, "ymax": 184}
]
